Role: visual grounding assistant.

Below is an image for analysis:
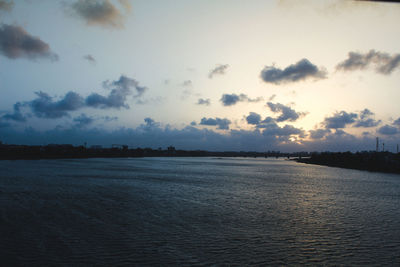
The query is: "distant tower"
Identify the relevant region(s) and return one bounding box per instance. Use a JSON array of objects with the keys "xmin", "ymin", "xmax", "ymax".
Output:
[
  {"xmin": 376, "ymin": 137, "xmax": 379, "ymax": 152},
  {"xmin": 382, "ymin": 142, "xmax": 385, "ymax": 152}
]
